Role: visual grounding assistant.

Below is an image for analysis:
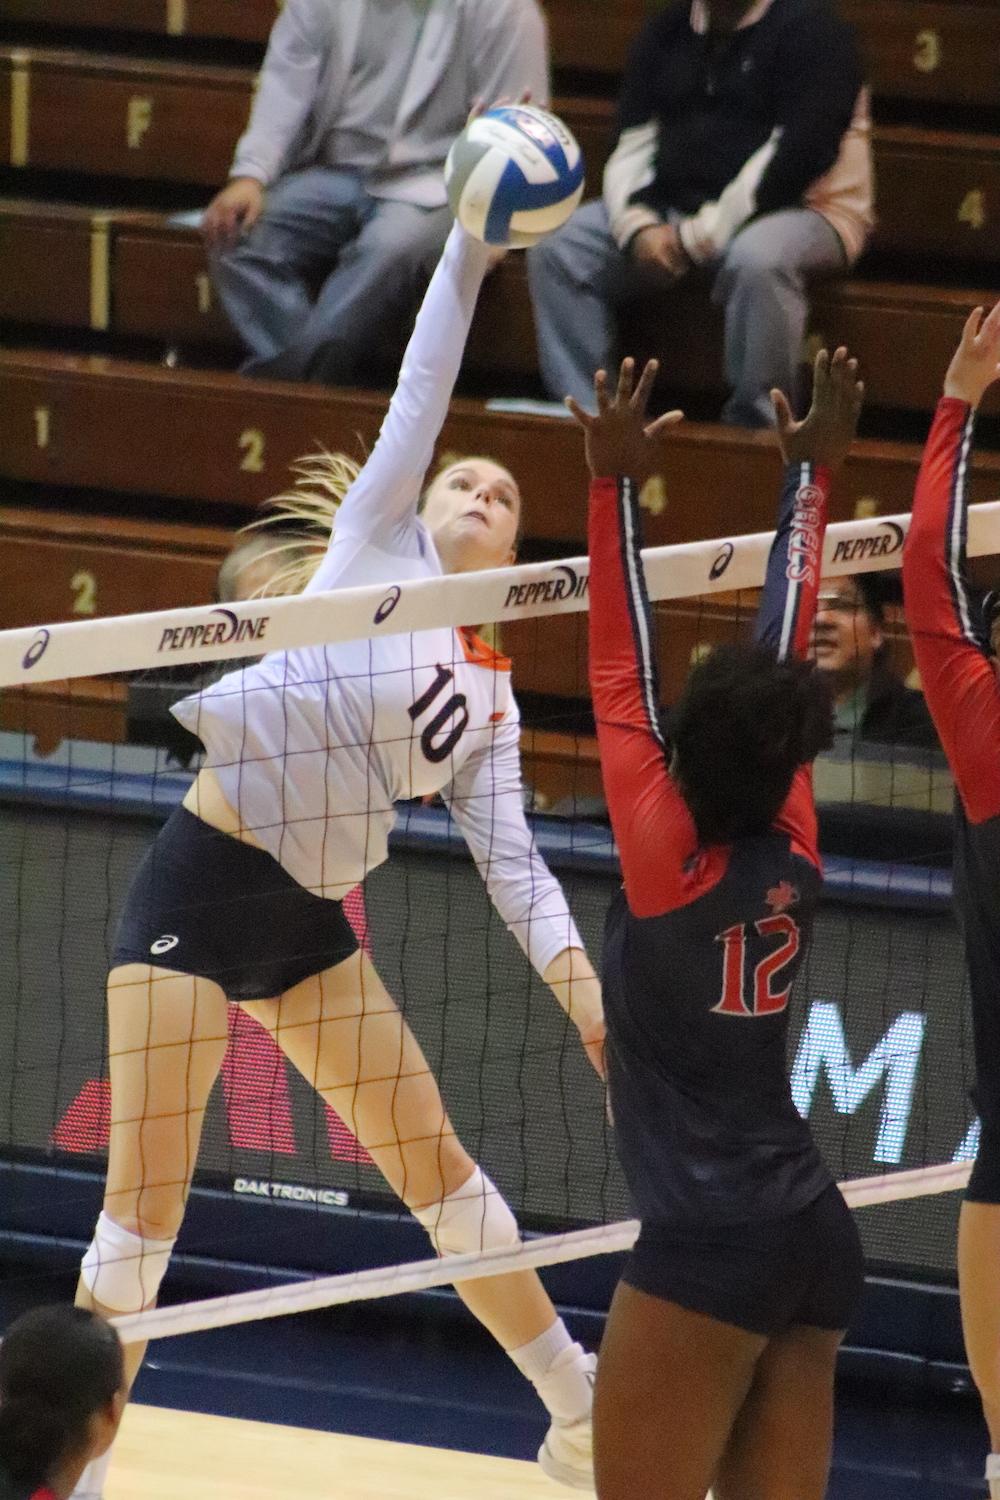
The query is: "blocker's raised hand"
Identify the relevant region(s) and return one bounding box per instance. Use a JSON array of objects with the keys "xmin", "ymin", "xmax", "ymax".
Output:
[
  {"xmin": 771, "ymin": 346, "xmax": 863, "ymax": 474},
  {"xmin": 567, "ymin": 358, "xmax": 682, "ymax": 485},
  {"xmin": 944, "ymin": 302, "xmax": 1000, "ymax": 409}
]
